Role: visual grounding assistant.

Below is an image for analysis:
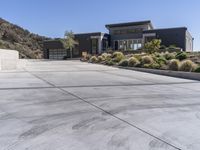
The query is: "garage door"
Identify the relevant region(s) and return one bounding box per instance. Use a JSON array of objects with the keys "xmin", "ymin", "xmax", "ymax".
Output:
[{"xmin": 49, "ymin": 49, "xmax": 68, "ymax": 60}]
